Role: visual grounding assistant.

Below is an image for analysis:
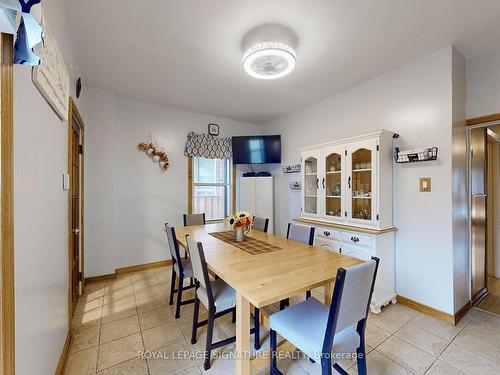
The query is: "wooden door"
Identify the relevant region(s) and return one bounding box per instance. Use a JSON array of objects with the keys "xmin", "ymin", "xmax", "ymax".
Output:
[
  {"xmin": 68, "ymin": 98, "xmax": 85, "ymax": 320},
  {"xmin": 70, "ymin": 118, "xmax": 80, "ymax": 314}
]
